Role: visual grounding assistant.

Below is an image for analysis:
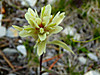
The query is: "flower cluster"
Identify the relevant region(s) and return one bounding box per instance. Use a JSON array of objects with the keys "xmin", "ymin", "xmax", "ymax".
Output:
[{"xmin": 13, "ymin": 4, "xmax": 65, "ymax": 56}]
